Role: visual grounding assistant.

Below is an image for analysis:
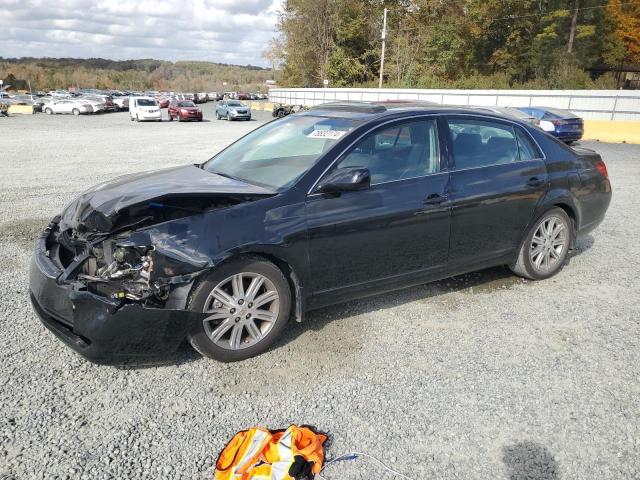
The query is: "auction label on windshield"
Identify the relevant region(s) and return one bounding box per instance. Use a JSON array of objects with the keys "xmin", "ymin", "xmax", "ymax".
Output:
[{"xmin": 307, "ymin": 129, "xmax": 347, "ymax": 139}]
